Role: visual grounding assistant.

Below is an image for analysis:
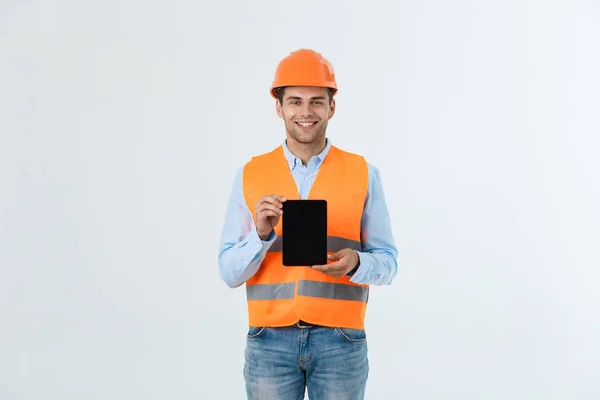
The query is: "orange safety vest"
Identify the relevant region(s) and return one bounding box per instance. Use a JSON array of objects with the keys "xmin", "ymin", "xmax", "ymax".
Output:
[{"xmin": 242, "ymin": 144, "xmax": 370, "ymax": 329}]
